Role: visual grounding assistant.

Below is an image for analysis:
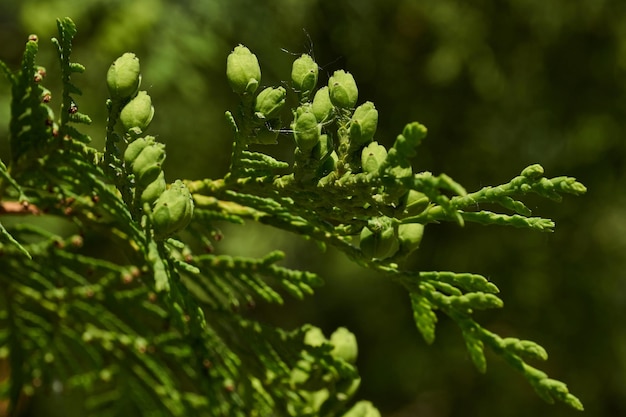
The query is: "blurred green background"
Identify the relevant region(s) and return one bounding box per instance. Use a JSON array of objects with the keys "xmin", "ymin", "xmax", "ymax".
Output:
[{"xmin": 1, "ymin": 0, "xmax": 625, "ymax": 416}]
